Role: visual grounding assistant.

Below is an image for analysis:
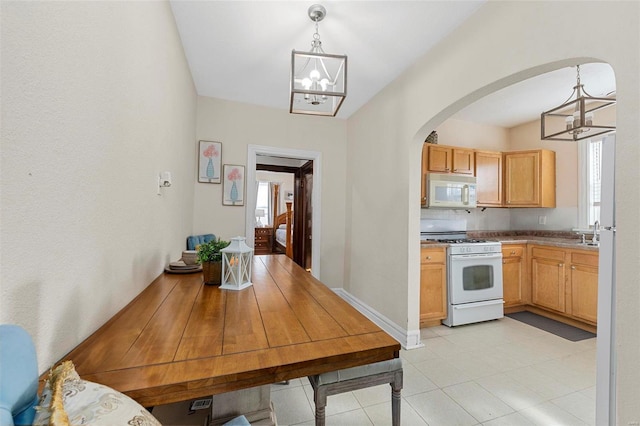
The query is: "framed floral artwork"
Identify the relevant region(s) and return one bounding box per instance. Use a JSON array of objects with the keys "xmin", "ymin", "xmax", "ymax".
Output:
[
  {"xmin": 198, "ymin": 140, "xmax": 222, "ymax": 183},
  {"xmin": 222, "ymin": 164, "xmax": 245, "ymax": 206}
]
